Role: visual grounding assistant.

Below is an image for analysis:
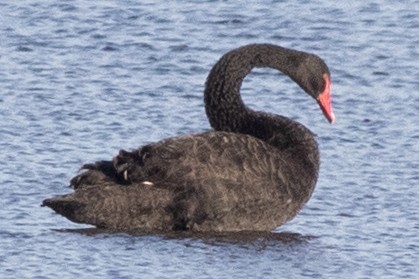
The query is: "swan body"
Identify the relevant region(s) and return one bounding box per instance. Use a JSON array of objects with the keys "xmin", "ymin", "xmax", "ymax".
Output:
[{"xmin": 43, "ymin": 44, "xmax": 334, "ymax": 232}]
